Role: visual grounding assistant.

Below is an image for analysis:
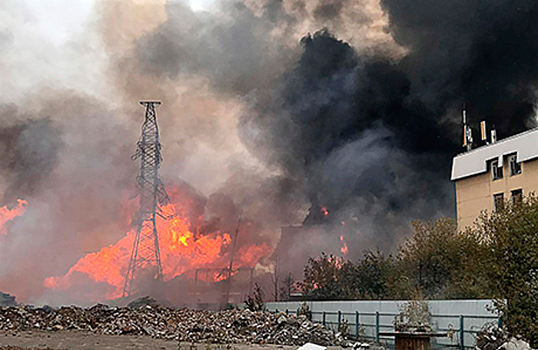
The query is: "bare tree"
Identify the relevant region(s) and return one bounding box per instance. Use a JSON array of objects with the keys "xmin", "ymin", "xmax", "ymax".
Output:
[
  {"xmin": 279, "ymin": 273, "xmax": 294, "ymax": 301},
  {"xmin": 271, "ymin": 255, "xmax": 280, "ymax": 302}
]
